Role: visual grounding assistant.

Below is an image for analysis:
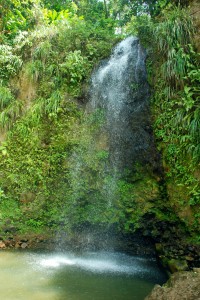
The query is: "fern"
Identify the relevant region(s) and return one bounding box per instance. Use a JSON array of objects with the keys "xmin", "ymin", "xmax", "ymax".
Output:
[
  {"xmin": 0, "ymin": 85, "xmax": 14, "ymax": 110},
  {"xmin": 32, "ymin": 41, "xmax": 52, "ymax": 64},
  {"xmin": 30, "ymin": 98, "xmax": 45, "ymax": 125},
  {"xmin": 25, "ymin": 60, "xmax": 44, "ymax": 82},
  {"xmin": 0, "ymin": 100, "xmax": 23, "ymax": 130},
  {"xmin": 45, "ymin": 90, "xmax": 62, "ymax": 115},
  {"xmin": 154, "ymin": 7, "xmax": 194, "ymax": 94}
]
